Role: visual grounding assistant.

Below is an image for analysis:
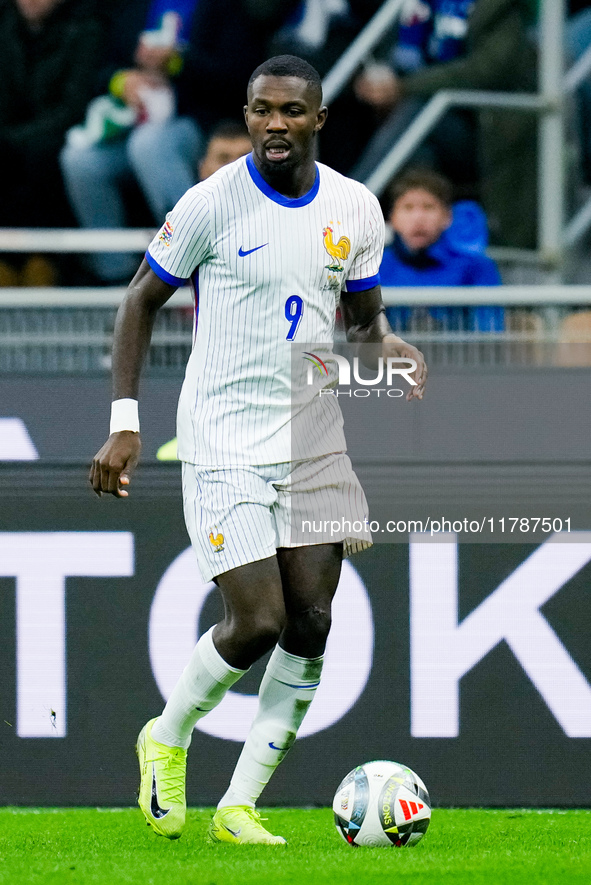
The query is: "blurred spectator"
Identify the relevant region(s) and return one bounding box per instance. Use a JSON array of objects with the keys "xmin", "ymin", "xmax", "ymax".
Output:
[
  {"xmin": 61, "ymin": 0, "xmax": 297, "ymax": 284},
  {"xmin": 352, "ymin": 0, "xmax": 480, "ymax": 194},
  {"xmin": 60, "ymin": 0, "xmax": 203, "ymax": 284},
  {"xmin": 174, "ymin": 0, "xmax": 300, "ymax": 132},
  {"xmin": 351, "ymin": 0, "xmax": 538, "ymax": 250},
  {"xmin": 198, "ymin": 120, "xmax": 252, "ymax": 180},
  {"xmin": 276, "ymin": 0, "xmax": 353, "ymax": 59},
  {"xmin": 0, "ymin": 0, "xmax": 105, "ymax": 286},
  {"xmin": 380, "ymin": 169, "xmax": 503, "ymax": 333}
]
